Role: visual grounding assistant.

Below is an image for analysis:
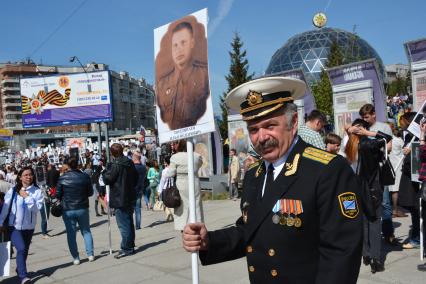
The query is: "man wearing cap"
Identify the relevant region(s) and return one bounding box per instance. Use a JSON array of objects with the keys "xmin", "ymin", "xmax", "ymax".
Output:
[{"xmin": 183, "ymin": 77, "xmax": 363, "ymax": 283}]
